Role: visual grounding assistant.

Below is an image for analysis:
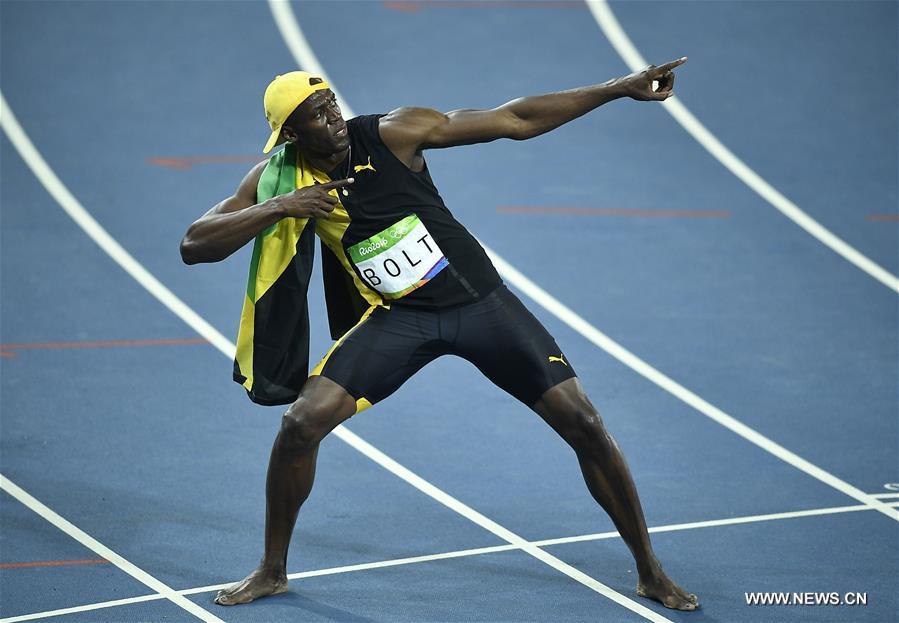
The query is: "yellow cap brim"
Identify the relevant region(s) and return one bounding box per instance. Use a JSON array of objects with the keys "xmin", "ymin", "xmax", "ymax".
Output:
[{"xmin": 262, "ymin": 127, "xmax": 283, "ymax": 154}]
